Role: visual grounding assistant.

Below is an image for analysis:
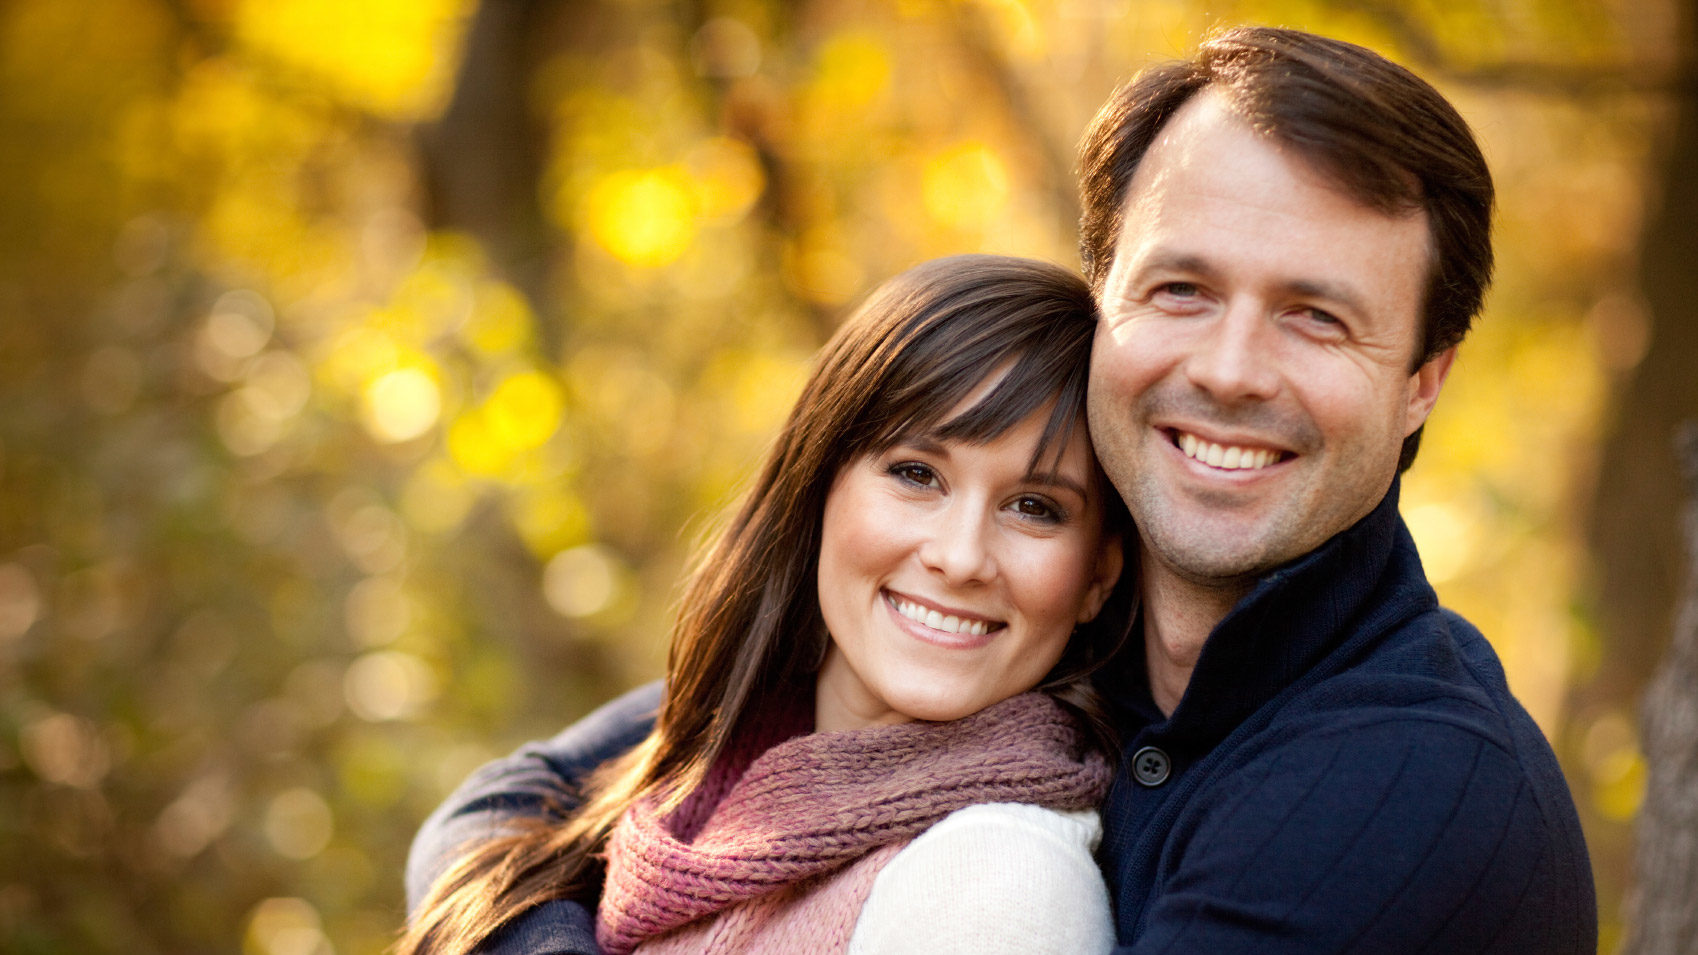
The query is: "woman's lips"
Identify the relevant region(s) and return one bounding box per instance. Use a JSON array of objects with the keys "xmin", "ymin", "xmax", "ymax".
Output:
[{"xmin": 883, "ymin": 590, "xmax": 1002, "ymax": 643}]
